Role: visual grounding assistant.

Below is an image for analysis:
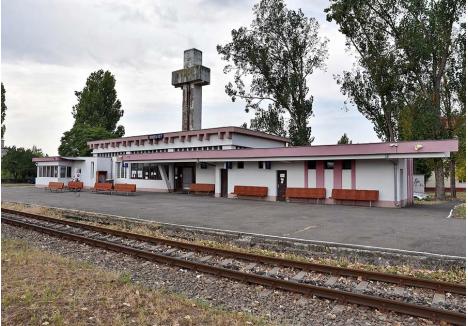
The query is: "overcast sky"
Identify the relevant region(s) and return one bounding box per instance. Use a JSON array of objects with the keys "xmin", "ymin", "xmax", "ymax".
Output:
[{"xmin": 2, "ymin": 0, "xmax": 379, "ymax": 155}]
